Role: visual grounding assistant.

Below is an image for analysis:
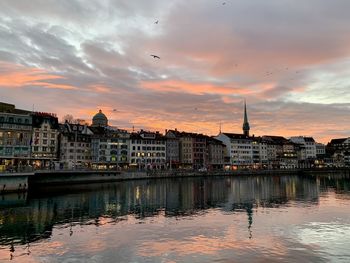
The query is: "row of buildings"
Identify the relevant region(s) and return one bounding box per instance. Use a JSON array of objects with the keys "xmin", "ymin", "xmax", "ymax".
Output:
[{"xmin": 0, "ymin": 101, "xmax": 349, "ymax": 171}]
